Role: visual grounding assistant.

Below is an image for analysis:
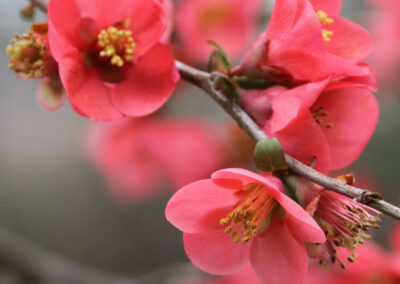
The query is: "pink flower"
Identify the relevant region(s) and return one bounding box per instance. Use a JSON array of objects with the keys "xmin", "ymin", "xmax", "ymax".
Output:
[
  {"xmin": 166, "ymin": 168, "xmax": 326, "ymax": 284},
  {"xmin": 306, "ymin": 242, "xmax": 398, "ymax": 284},
  {"xmin": 236, "ymin": 0, "xmax": 374, "ymax": 88},
  {"xmin": 367, "ymin": 0, "xmax": 400, "ymax": 90},
  {"xmin": 306, "ymin": 223, "xmax": 400, "ymax": 284},
  {"xmin": 161, "ymin": 0, "xmax": 174, "ymax": 44},
  {"xmin": 85, "ymin": 117, "xmax": 223, "ymax": 201},
  {"xmin": 175, "ymin": 0, "xmax": 262, "ymax": 63},
  {"xmin": 241, "ymin": 80, "xmax": 379, "ymax": 173},
  {"xmin": 298, "ymin": 174, "xmax": 382, "ymax": 270},
  {"xmin": 7, "ymin": 22, "xmax": 66, "ymax": 111},
  {"xmin": 48, "ymin": 0, "xmax": 179, "ymax": 120},
  {"xmin": 180, "ymin": 266, "xmax": 260, "ymax": 284}
]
